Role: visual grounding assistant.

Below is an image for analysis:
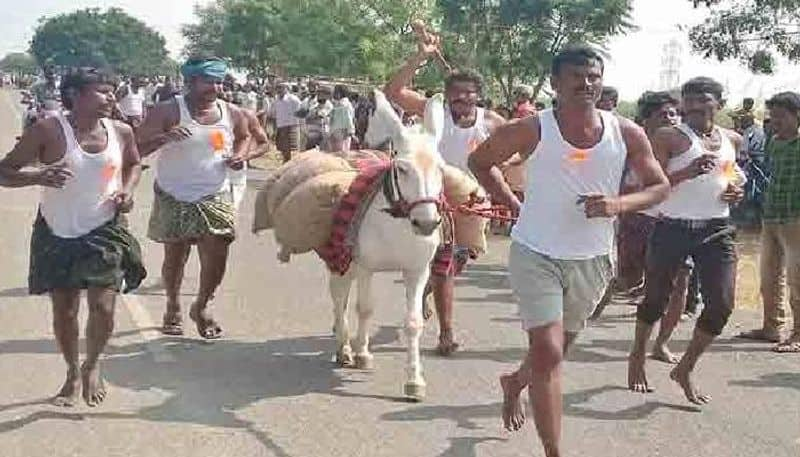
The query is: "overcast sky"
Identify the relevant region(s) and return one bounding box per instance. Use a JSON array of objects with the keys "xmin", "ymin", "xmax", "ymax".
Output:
[{"xmin": 3, "ymin": 0, "xmax": 799, "ymax": 102}]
